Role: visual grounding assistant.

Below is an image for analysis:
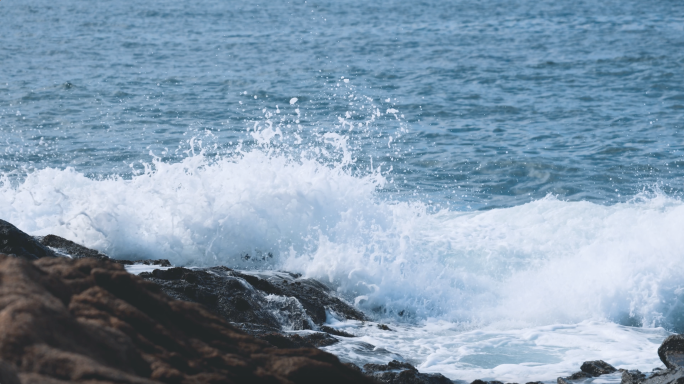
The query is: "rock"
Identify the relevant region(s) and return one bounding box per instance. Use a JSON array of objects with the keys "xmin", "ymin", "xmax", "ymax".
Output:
[
  {"xmin": 320, "ymin": 325, "xmax": 356, "ymax": 338},
  {"xmin": 38, "ymin": 234, "xmax": 110, "ymax": 261},
  {"xmin": 640, "ymin": 367, "xmax": 684, "ymax": 384},
  {"xmin": 257, "ymin": 332, "xmax": 339, "ymax": 349},
  {"xmin": 472, "ymin": 381, "xmax": 503, "ymax": 384},
  {"xmin": 39, "ymin": 234, "xmax": 171, "ymax": 267},
  {"xmin": 659, "ymin": 334, "xmax": 684, "ymax": 370},
  {"xmin": 0, "ymin": 254, "xmax": 375, "ymax": 384},
  {"xmin": 0, "ymin": 219, "xmax": 56, "ymax": 260},
  {"xmin": 558, "ymin": 360, "xmax": 617, "ymax": 384},
  {"xmin": 139, "ymin": 267, "xmax": 367, "ymax": 335},
  {"xmin": 365, "ymin": 360, "xmax": 453, "ymax": 384},
  {"xmin": 581, "ymin": 360, "xmax": 617, "ymax": 376},
  {"xmin": 621, "ymin": 370, "xmax": 647, "ymax": 384}
]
